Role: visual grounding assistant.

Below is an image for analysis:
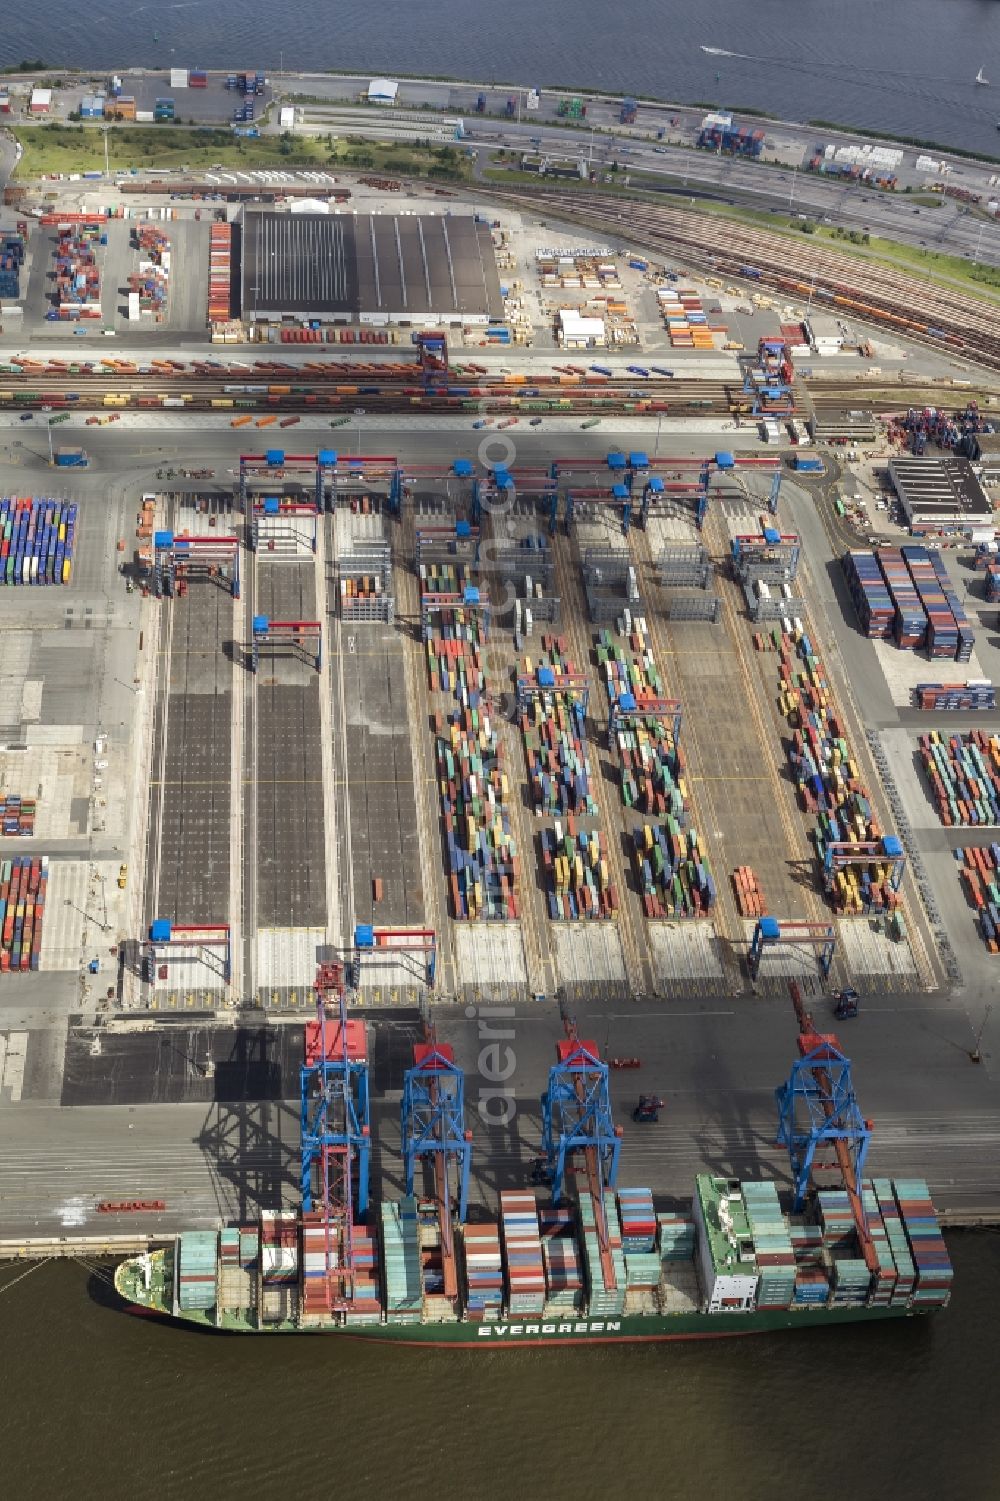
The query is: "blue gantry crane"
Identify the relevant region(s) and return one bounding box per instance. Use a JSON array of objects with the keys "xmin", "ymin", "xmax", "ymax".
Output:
[
  {"xmin": 541, "ymin": 1013, "xmax": 623, "ymax": 1290},
  {"xmin": 299, "ymin": 963, "xmax": 372, "ymax": 1311},
  {"xmin": 414, "ymin": 330, "xmax": 450, "ymax": 392},
  {"xmin": 748, "ymin": 916, "xmax": 837, "ymax": 981},
  {"xmin": 401, "ymin": 1010, "xmax": 472, "ymax": 1301},
  {"xmin": 775, "ymin": 981, "xmax": 878, "ymax": 1273}
]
